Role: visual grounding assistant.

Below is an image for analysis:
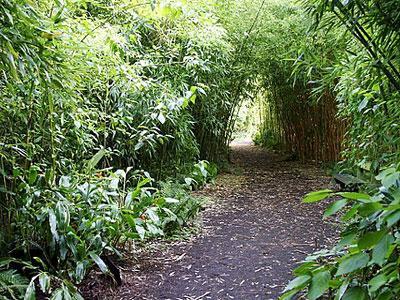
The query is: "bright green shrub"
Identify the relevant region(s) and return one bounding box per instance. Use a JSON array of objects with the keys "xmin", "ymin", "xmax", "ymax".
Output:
[
  {"xmin": 282, "ymin": 165, "xmax": 400, "ymax": 299},
  {"xmin": 184, "ymin": 160, "xmax": 218, "ymax": 189}
]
